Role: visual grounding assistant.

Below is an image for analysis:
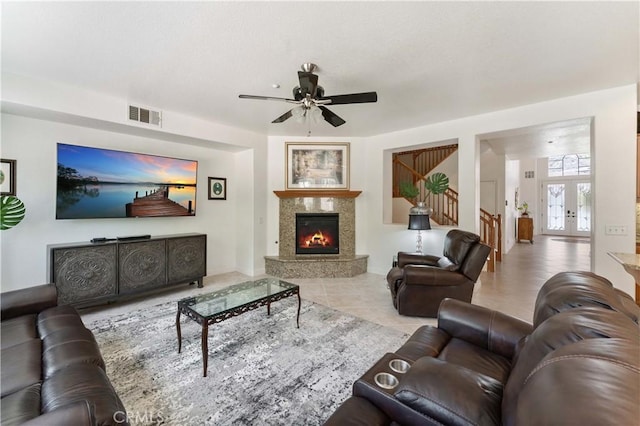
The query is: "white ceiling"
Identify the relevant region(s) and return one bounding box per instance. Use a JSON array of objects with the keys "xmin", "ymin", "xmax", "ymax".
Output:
[{"xmin": 2, "ymin": 1, "xmax": 638, "ymax": 147}]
